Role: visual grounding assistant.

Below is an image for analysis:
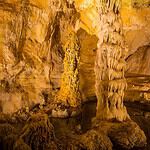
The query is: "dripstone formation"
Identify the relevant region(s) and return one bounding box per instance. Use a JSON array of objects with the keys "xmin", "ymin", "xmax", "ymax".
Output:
[{"xmin": 95, "ymin": 0, "xmax": 129, "ymax": 121}]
